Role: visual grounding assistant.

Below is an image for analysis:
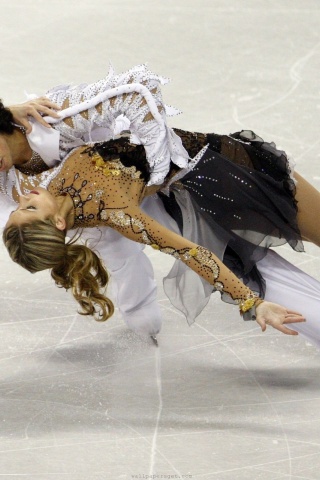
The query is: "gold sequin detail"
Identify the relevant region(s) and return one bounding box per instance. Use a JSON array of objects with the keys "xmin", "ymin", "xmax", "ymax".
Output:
[
  {"xmin": 103, "ymin": 213, "xmax": 224, "ymax": 288},
  {"xmin": 189, "ymin": 246, "xmax": 220, "ymax": 280},
  {"xmin": 91, "ymin": 153, "xmax": 142, "ymax": 180},
  {"xmin": 238, "ymin": 296, "xmax": 264, "ymax": 316},
  {"xmin": 239, "ymin": 297, "xmax": 256, "ymax": 313}
]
